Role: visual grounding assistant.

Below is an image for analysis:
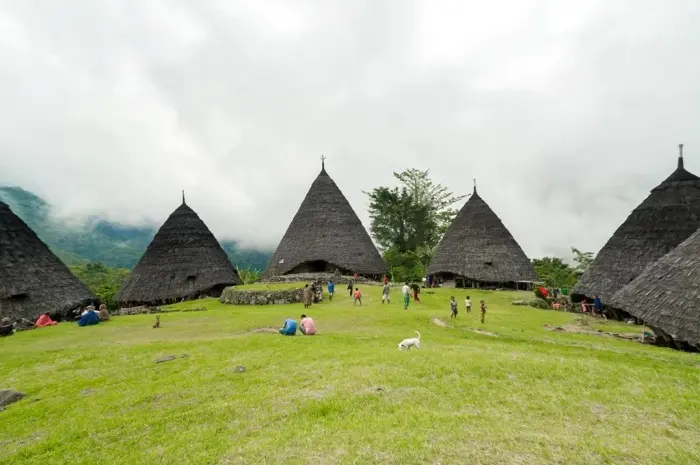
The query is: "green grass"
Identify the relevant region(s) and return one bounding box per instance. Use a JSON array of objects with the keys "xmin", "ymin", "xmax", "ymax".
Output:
[{"xmin": 1, "ymin": 287, "xmax": 699, "ymax": 464}]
